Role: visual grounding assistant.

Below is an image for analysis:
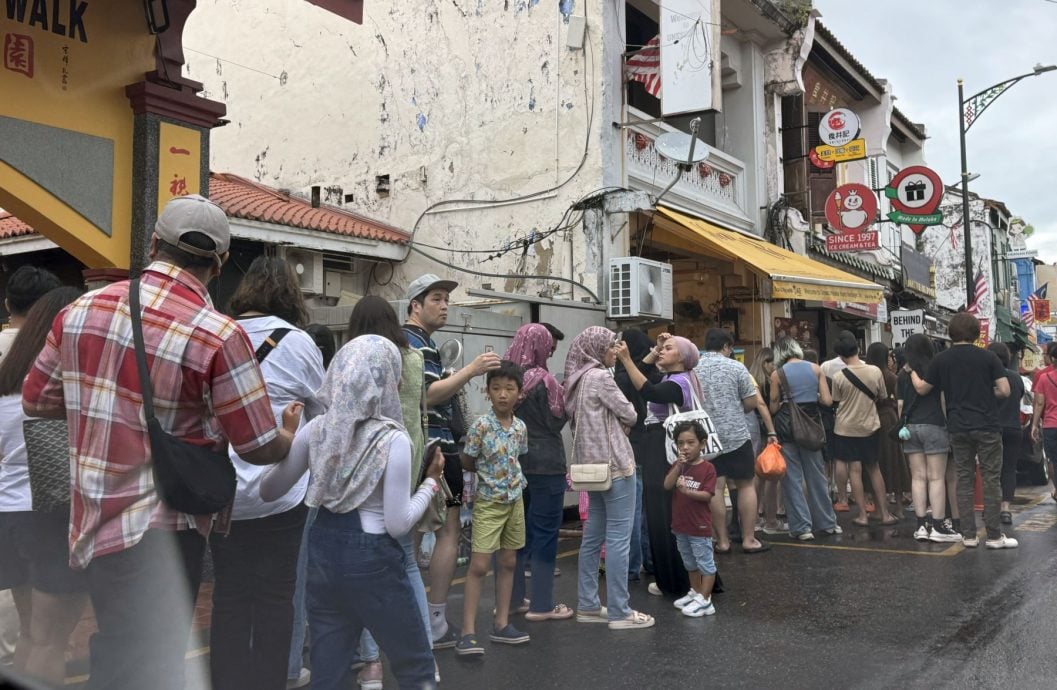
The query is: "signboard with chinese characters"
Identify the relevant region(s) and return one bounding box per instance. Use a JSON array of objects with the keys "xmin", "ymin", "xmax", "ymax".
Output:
[
  {"xmin": 825, "ymin": 183, "xmax": 877, "ymax": 233},
  {"xmin": 890, "ymin": 309, "xmax": 925, "ymax": 349},
  {"xmin": 826, "ymin": 232, "xmax": 880, "ymax": 253},
  {"xmin": 814, "ymin": 139, "xmax": 867, "ymax": 164},
  {"xmin": 659, "ymin": 0, "xmax": 721, "ymax": 116},
  {"xmin": 975, "ymin": 318, "xmax": 991, "ymax": 348},
  {"xmin": 0, "ymin": 1, "xmax": 156, "ymax": 267},
  {"xmin": 157, "ymin": 123, "xmax": 203, "ymax": 216},
  {"xmin": 818, "ymin": 109, "xmax": 861, "ymax": 147},
  {"xmin": 901, "ymin": 244, "xmax": 936, "ymax": 299}
]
